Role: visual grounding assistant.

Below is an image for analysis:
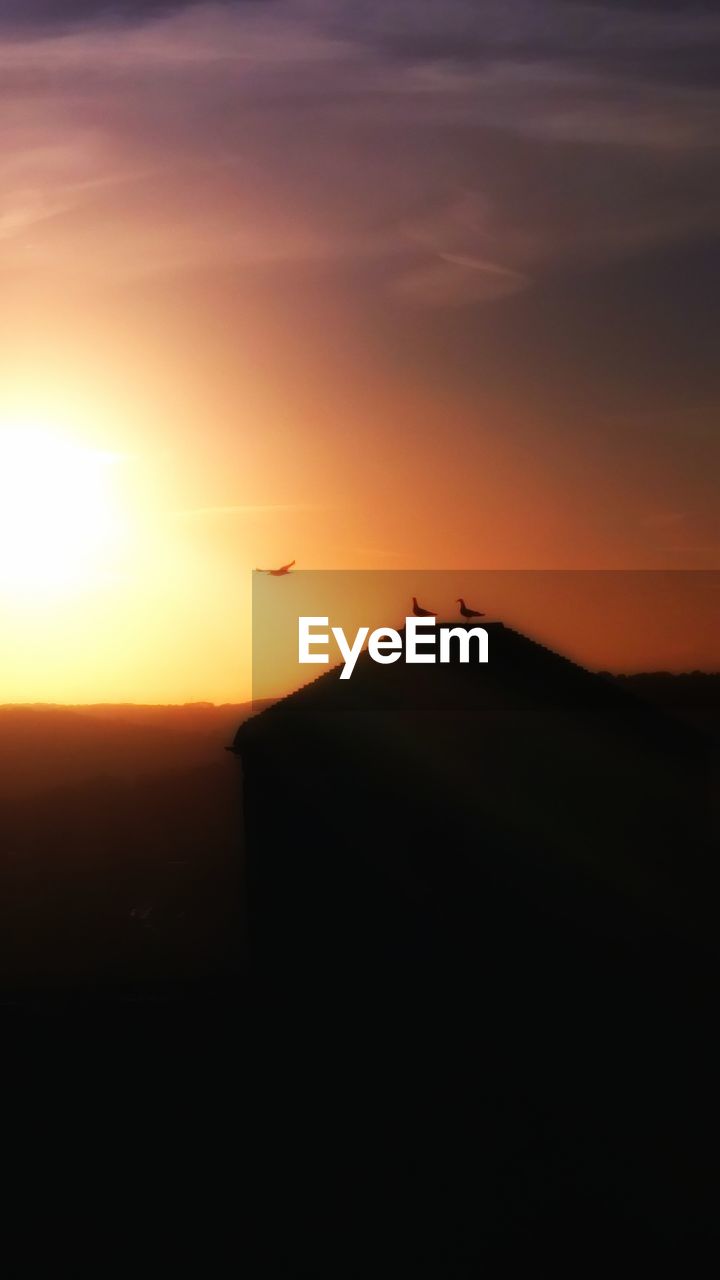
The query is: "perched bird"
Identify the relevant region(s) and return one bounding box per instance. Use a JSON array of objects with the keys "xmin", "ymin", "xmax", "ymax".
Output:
[
  {"xmin": 256, "ymin": 559, "xmax": 296, "ymax": 576},
  {"xmin": 412, "ymin": 596, "xmax": 435, "ymax": 618},
  {"xmin": 457, "ymin": 598, "xmax": 485, "ymax": 621}
]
